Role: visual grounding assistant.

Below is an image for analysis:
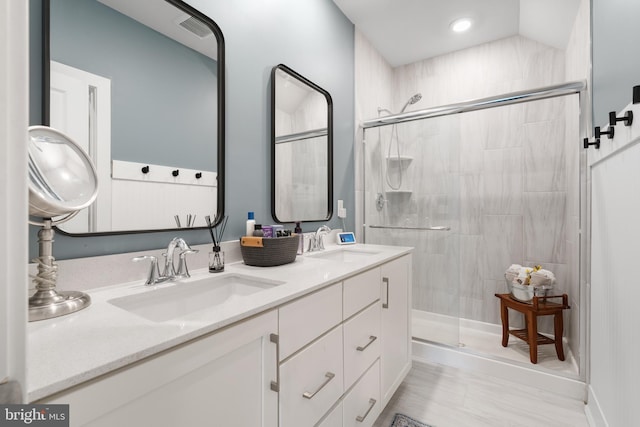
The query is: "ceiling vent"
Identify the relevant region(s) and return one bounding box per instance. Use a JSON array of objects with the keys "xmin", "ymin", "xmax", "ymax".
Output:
[{"xmin": 178, "ymin": 15, "xmax": 213, "ymax": 39}]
